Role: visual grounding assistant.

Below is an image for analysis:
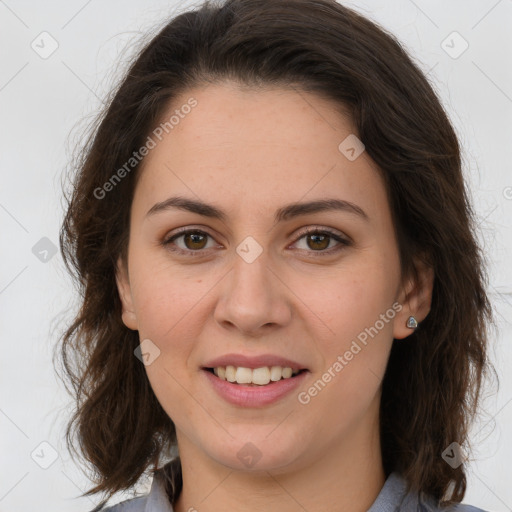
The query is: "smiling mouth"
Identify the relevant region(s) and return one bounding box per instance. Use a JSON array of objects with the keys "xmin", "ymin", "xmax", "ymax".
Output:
[{"xmin": 203, "ymin": 366, "xmax": 308, "ymax": 386}]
